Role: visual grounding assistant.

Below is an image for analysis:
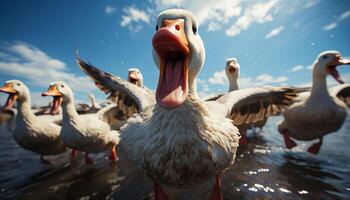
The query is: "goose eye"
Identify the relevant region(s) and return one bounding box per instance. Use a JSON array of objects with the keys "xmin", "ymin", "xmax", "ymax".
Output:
[
  {"xmin": 156, "ymin": 24, "xmax": 159, "ymax": 31},
  {"xmin": 61, "ymin": 85, "xmax": 64, "ymax": 88},
  {"xmin": 192, "ymin": 24, "xmax": 197, "ymax": 34},
  {"xmin": 17, "ymin": 83, "xmax": 21, "ymax": 86},
  {"xmin": 322, "ymin": 55, "xmax": 328, "ymax": 59}
]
